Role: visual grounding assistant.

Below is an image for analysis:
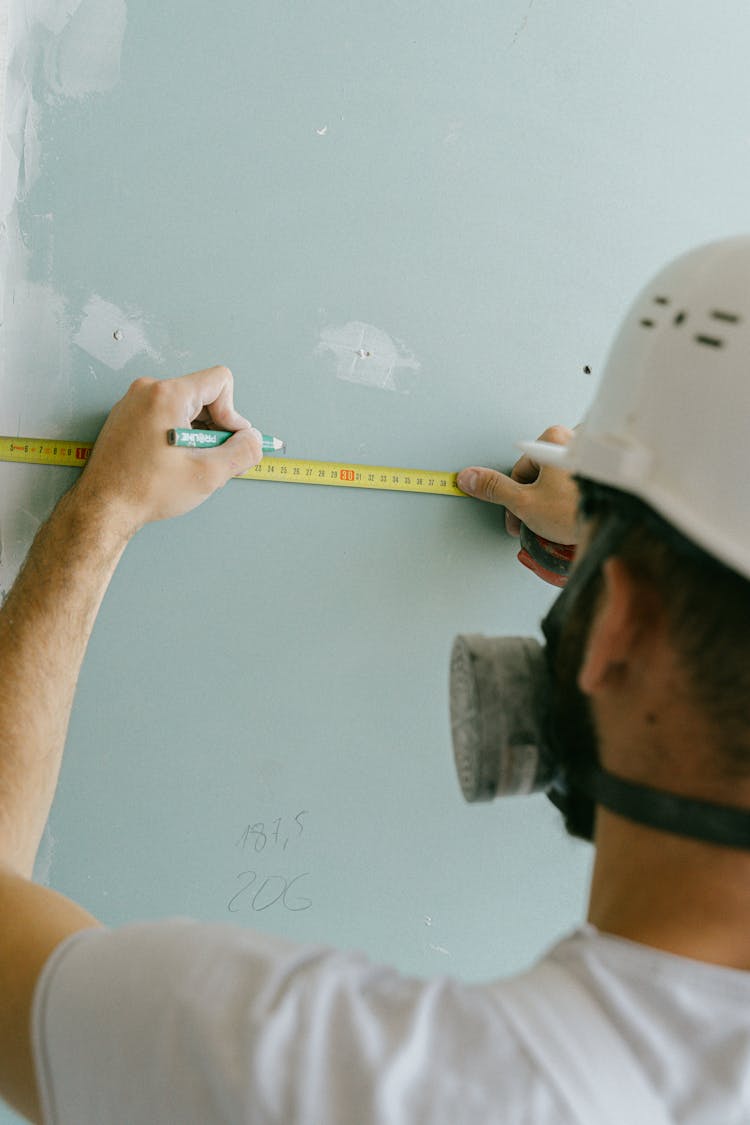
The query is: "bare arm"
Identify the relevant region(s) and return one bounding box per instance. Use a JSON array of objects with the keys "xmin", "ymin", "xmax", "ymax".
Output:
[
  {"xmin": 0, "ymin": 486, "xmax": 128, "ymax": 876},
  {"xmin": 0, "ymin": 366, "xmax": 261, "ymax": 1122}
]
